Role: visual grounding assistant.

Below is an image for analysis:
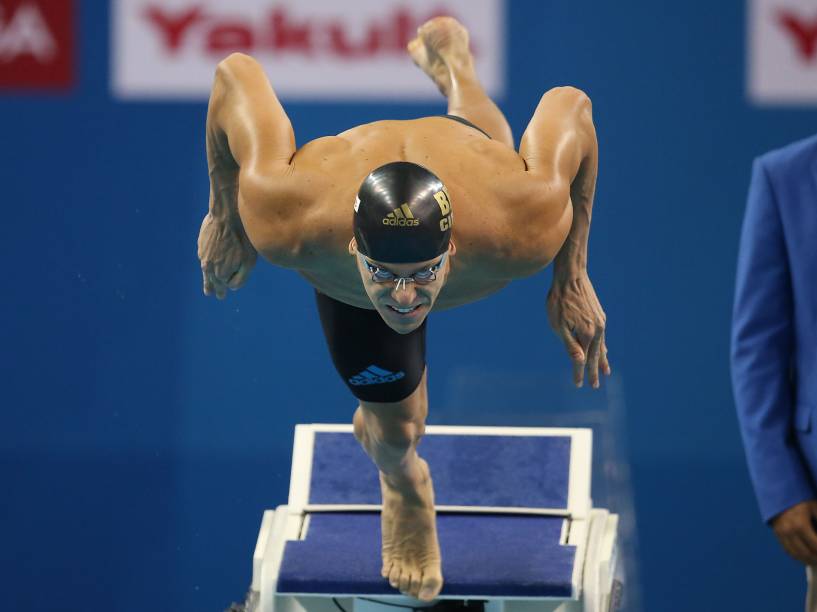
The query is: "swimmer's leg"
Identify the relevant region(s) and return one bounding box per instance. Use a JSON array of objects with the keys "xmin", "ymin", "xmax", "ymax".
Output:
[
  {"xmin": 408, "ymin": 16, "xmax": 514, "ymax": 147},
  {"xmin": 352, "ymin": 370, "xmax": 443, "ymax": 602}
]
